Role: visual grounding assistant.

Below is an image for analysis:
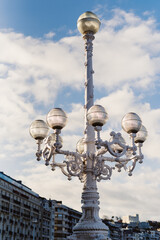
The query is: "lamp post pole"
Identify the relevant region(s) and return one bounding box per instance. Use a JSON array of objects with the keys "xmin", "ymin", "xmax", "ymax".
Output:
[
  {"xmin": 29, "ymin": 11, "xmax": 147, "ymax": 240},
  {"xmin": 70, "ymin": 27, "xmax": 110, "ymax": 239}
]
